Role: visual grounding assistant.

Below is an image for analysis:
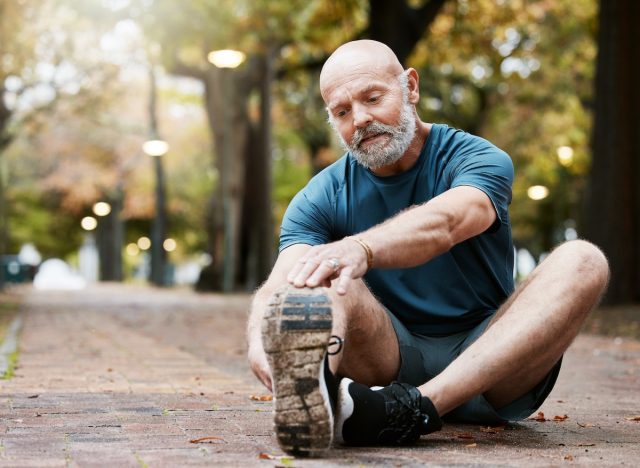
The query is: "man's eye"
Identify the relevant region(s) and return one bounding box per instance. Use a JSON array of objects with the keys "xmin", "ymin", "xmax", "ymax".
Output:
[
  {"xmin": 368, "ymin": 96, "xmax": 380, "ymax": 103},
  {"xmin": 336, "ymin": 110, "xmax": 347, "ymax": 117}
]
